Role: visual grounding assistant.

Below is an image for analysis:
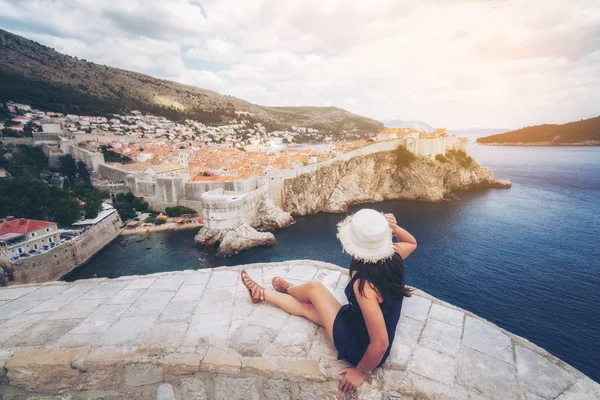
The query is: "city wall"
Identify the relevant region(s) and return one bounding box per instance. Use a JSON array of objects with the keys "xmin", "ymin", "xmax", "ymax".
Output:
[
  {"xmin": 7, "ymin": 211, "xmax": 122, "ymax": 285},
  {"xmin": 94, "ymin": 136, "xmax": 467, "ymax": 213}
]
